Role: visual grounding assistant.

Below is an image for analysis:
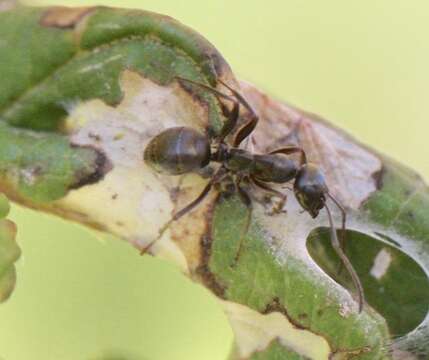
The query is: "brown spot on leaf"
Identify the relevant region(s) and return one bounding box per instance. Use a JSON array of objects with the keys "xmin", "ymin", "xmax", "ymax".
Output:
[
  {"xmin": 194, "ymin": 193, "xmax": 226, "ymax": 297},
  {"xmin": 70, "ymin": 146, "xmax": 112, "ymax": 189},
  {"xmin": 169, "ymin": 186, "xmax": 181, "ymax": 203},
  {"xmin": 372, "ymin": 165, "xmax": 385, "ymax": 191},
  {"xmin": 329, "ymin": 346, "xmax": 370, "ymax": 359},
  {"xmin": 88, "ymin": 132, "xmax": 101, "ymax": 142},
  {"xmin": 21, "ymin": 165, "xmax": 44, "ymax": 186},
  {"xmin": 404, "ymin": 188, "xmax": 412, "ymax": 197},
  {"xmin": 298, "ymin": 313, "xmax": 308, "ymax": 321},
  {"xmin": 196, "ymin": 233, "xmax": 226, "ymax": 297},
  {"xmin": 209, "ymin": 51, "xmax": 230, "ymax": 82},
  {"xmin": 40, "ymin": 6, "xmax": 96, "ymax": 29},
  {"xmin": 262, "ymin": 297, "xmax": 306, "ymax": 330},
  {"xmin": 405, "ymin": 211, "xmax": 415, "ymax": 220}
]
